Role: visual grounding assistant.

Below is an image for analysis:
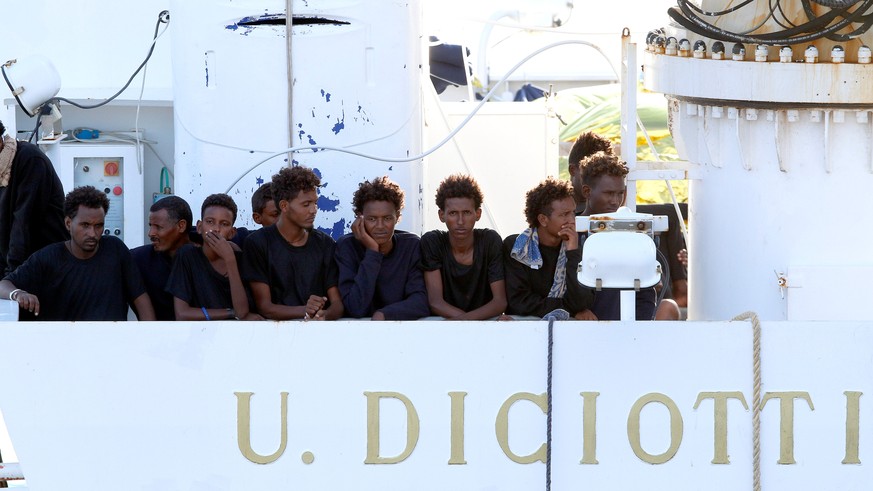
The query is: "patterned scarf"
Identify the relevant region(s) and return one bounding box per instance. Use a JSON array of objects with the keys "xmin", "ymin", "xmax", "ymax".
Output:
[
  {"xmin": 0, "ymin": 136, "xmax": 17, "ymax": 187},
  {"xmin": 510, "ymin": 228, "xmax": 568, "ymax": 298}
]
